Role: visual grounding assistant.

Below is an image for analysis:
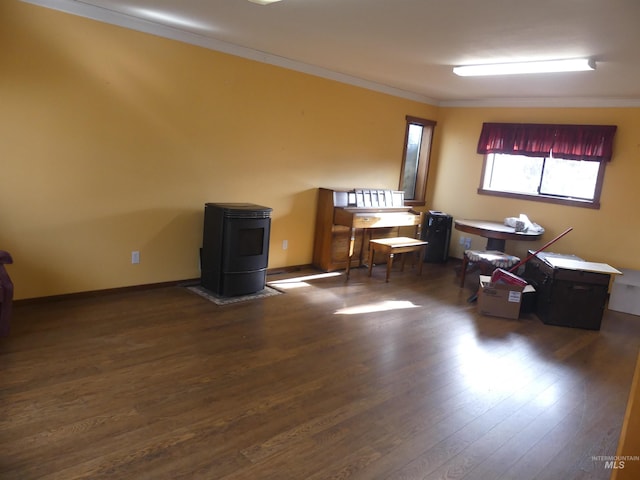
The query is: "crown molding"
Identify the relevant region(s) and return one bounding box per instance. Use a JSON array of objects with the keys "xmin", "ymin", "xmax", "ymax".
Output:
[
  {"xmin": 439, "ymin": 97, "xmax": 640, "ymax": 108},
  {"xmin": 20, "ymin": 0, "xmax": 438, "ymax": 105}
]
